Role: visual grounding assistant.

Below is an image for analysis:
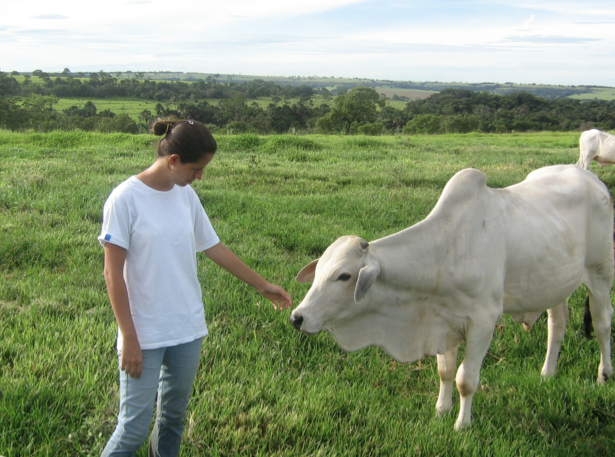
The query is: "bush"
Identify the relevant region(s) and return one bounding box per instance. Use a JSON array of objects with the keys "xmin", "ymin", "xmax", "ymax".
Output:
[
  {"xmin": 357, "ymin": 122, "xmax": 384, "ymax": 136},
  {"xmin": 96, "ymin": 113, "xmax": 138, "ymax": 134},
  {"xmin": 218, "ymin": 134, "xmax": 262, "ymax": 152},
  {"xmin": 315, "ymin": 114, "xmax": 335, "ymax": 134},
  {"xmin": 402, "ymin": 115, "xmax": 442, "ymax": 135},
  {"xmin": 262, "ymin": 135, "xmax": 323, "ymax": 153},
  {"xmin": 441, "ymin": 115, "xmax": 480, "ymax": 134},
  {"xmin": 224, "ymin": 120, "xmax": 256, "ymax": 134}
]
